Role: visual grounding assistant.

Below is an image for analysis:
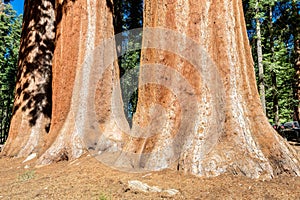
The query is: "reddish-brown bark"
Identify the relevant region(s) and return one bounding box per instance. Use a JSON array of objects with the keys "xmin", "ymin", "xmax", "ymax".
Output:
[
  {"xmin": 37, "ymin": 0, "xmax": 124, "ymax": 165},
  {"xmin": 3, "ymin": 0, "xmax": 300, "ymax": 178},
  {"xmin": 2, "ymin": 0, "xmax": 55, "ymax": 157},
  {"xmin": 125, "ymin": 0, "xmax": 300, "ymax": 178}
]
